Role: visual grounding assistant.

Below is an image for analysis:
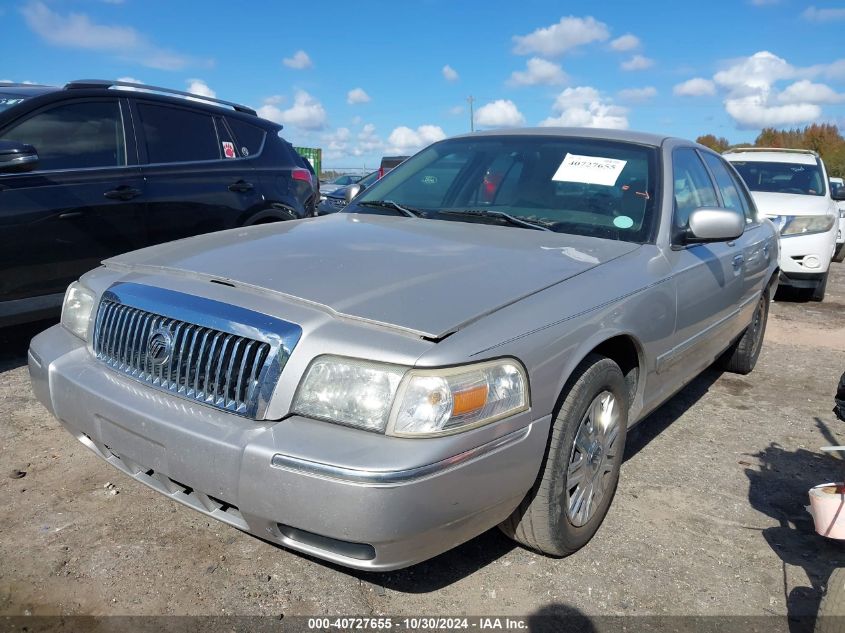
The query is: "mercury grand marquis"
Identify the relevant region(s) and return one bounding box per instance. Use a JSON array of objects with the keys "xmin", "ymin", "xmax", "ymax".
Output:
[{"xmin": 29, "ymin": 128, "xmax": 779, "ymax": 570}]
